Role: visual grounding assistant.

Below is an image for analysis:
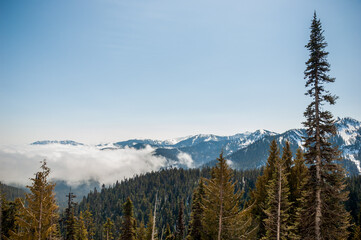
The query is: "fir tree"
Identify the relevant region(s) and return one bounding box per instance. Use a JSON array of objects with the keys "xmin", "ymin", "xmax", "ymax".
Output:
[
  {"xmin": 75, "ymin": 211, "xmax": 88, "ymax": 240},
  {"xmin": 202, "ymin": 152, "xmax": 253, "ymax": 240},
  {"xmin": 352, "ymin": 206, "xmax": 361, "ymax": 240},
  {"xmin": 0, "ymin": 193, "xmax": 2, "ymax": 240},
  {"xmin": 120, "ymin": 197, "xmax": 136, "ymax": 240},
  {"xmin": 262, "ymin": 143, "xmax": 292, "ymax": 240},
  {"xmin": 145, "ymin": 211, "xmax": 157, "ymax": 240},
  {"xmin": 289, "ymin": 148, "xmax": 308, "ymax": 239},
  {"xmin": 65, "ymin": 191, "xmax": 77, "ymax": 240},
  {"xmin": 300, "ymin": 12, "xmax": 350, "ymax": 240},
  {"xmin": 187, "ymin": 179, "xmax": 205, "ymax": 240},
  {"xmin": 10, "ymin": 160, "xmax": 59, "ymax": 240},
  {"xmin": 83, "ymin": 207, "xmax": 95, "ymax": 239},
  {"xmin": 103, "ymin": 217, "xmax": 114, "ymax": 240},
  {"xmin": 250, "ymin": 139, "xmax": 279, "ymax": 238},
  {"xmin": 1, "ymin": 194, "xmax": 19, "ymax": 239},
  {"xmin": 136, "ymin": 221, "xmax": 146, "ymax": 240},
  {"xmin": 175, "ymin": 201, "xmax": 185, "ymax": 240}
]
